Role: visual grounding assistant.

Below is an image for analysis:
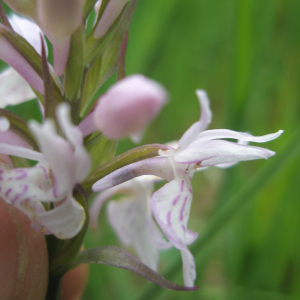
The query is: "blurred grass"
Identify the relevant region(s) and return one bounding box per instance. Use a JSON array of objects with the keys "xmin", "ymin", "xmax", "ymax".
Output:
[{"xmin": 84, "ymin": 0, "xmax": 300, "ymax": 299}]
